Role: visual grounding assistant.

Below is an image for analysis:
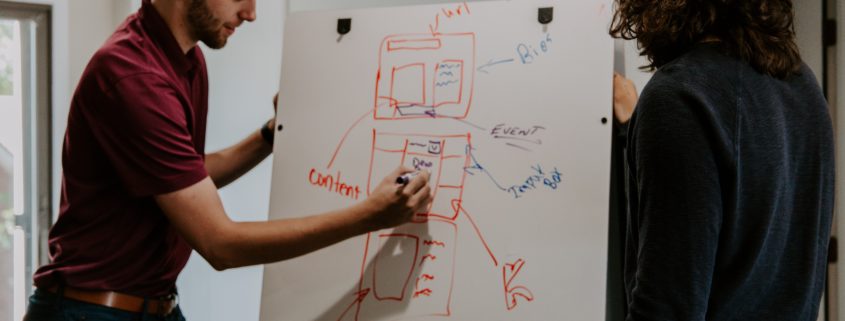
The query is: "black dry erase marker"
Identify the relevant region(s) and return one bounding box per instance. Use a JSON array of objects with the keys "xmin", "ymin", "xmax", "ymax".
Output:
[{"xmin": 396, "ymin": 171, "xmax": 420, "ymax": 185}]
